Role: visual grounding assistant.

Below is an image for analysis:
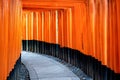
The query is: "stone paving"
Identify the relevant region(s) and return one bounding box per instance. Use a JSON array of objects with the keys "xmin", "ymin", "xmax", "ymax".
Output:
[
  {"xmin": 21, "ymin": 51, "xmax": 80, "ymax": 80},
  {"xmin": 42, "ymin": 54, "xmax": 92, "ymax": 80}
]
